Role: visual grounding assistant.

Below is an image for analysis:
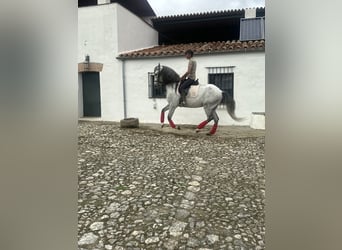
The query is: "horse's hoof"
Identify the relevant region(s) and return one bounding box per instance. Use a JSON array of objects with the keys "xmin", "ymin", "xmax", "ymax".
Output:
[
  {"xmin": 206, "ymin": 132, "xmax": 213, "ymax": 136},
  {"xmin": 195, "ymin": 129, "xmax": 200, "ymax": 133},
  {"xmin": 177, "ymin": 126, "xmax": 181, "ymax": 130},
  {"xmin": 161, "ymin": 124, "xmax": 165, "ymax": 128}
]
